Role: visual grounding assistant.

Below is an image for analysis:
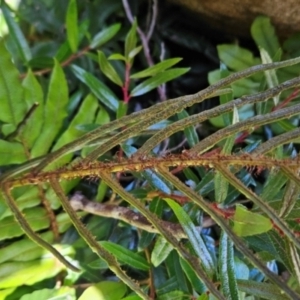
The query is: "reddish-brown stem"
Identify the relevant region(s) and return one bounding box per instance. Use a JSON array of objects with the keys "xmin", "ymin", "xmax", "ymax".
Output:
[{"xmin": 122, "ymin": 62, "xmax": 131, "ymax": 103}]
